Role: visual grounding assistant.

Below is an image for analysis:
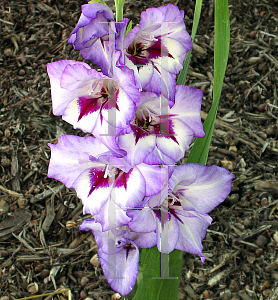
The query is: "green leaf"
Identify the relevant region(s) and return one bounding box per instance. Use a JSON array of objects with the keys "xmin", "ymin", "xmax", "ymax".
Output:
[
  {"xmin": 88, "ymin": 0, "xmax": 107, "ymax": 5},
  {"xmin": 177, "ymin": 0, "xmax": 203, "ymax": 86},
  {"xmin": 187, "ymin": 0, "xmax": 230, "ymax": 165},
  {"xmin": 124, "ymin": 20, "xmax": 133, "ymax": 37}
]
